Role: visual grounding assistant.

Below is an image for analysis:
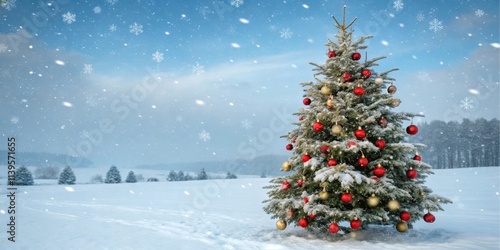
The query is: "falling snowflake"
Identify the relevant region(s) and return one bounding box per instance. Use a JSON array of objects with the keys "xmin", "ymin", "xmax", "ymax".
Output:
[
  {"xmin": 106, "ymin": 0, "xmax": 118, "ymax": 5},
  {"xmin": 428, "ymin": 18, "xmax": 443, "ymax": 33},
  {"xmin": 460, "ymin": 97, "xmax": 474, "ymax": 110},
  {"xmin": 416, "ymin": 12, "xmax": 425, "ymax": 22},
  {"xmin": 1, "ymin": 0, "xmax": 16, "ymax": 10},
  {"xmin": 0, "ymin": 43, "xmax": 7, "ymax": 53},
  {"xmin": 83, "ymin": 64, "xmax": 93, "ymax": 74},
  {"xmin": 241, "ymin": 119, "xmax": 253, "ymax": 130},
  {"xmin": 192, "ymin": 62, "xmax": 205, "ymax": 75},
  {"xmin": 280, "ymin": 28, "xmax": 293, "ymax": 39},
  {"xmin": 199, "ymin": 130, "xmax": 211, "ymax": 142},
  {"xmin": 10, "ymin": 116, "xmax": 19, "ymax": 124},
  {"xmin": 152, "ymin": 50, "xmax": 164, "ymax": 63},
  {"xmin": 230, "ymin": 0, "xmax": 244, "ymax": 8},
  {"xmin": 129, "ymin": 22, "xmax": 143, "ymax": 35},
  {"xmin": 475, "ymin": 9, "xmax": 485, "ymax": 17},
  {"xmin": 62, "ymin": 11, "xmax": 76, "ymax": 24},
  {"xmin": 109, "ymin": 24, "xmax": 117, "ymax": 32},
  {"xmin": 393, "ymin": 0, "xmax": 404, "ymax": 11}
]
